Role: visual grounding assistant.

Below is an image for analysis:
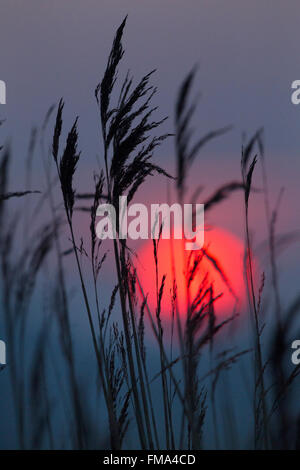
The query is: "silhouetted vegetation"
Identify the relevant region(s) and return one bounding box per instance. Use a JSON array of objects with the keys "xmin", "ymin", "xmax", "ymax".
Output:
[{"xmin": 0, "ymin": 18, "xmax": 299, "ymax": 450}]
